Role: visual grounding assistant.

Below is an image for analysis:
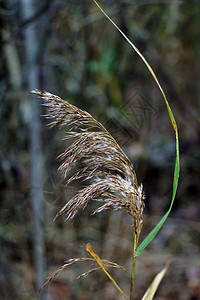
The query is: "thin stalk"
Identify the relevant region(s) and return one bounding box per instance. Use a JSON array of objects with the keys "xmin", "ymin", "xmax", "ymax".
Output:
[{"xmin": 130, "ymin": 234, "xmax": 137, "ymax": 300}]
